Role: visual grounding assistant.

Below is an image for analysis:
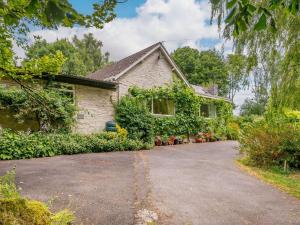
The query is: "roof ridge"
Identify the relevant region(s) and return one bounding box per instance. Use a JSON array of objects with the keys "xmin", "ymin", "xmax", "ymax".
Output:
[
  {"xmin": 116, "ymin": 42, "xmax": 161, "ymax": 62},
  {"xmin": 88, "ymin": 42, "xmax": 161, "ymax": 81}
]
